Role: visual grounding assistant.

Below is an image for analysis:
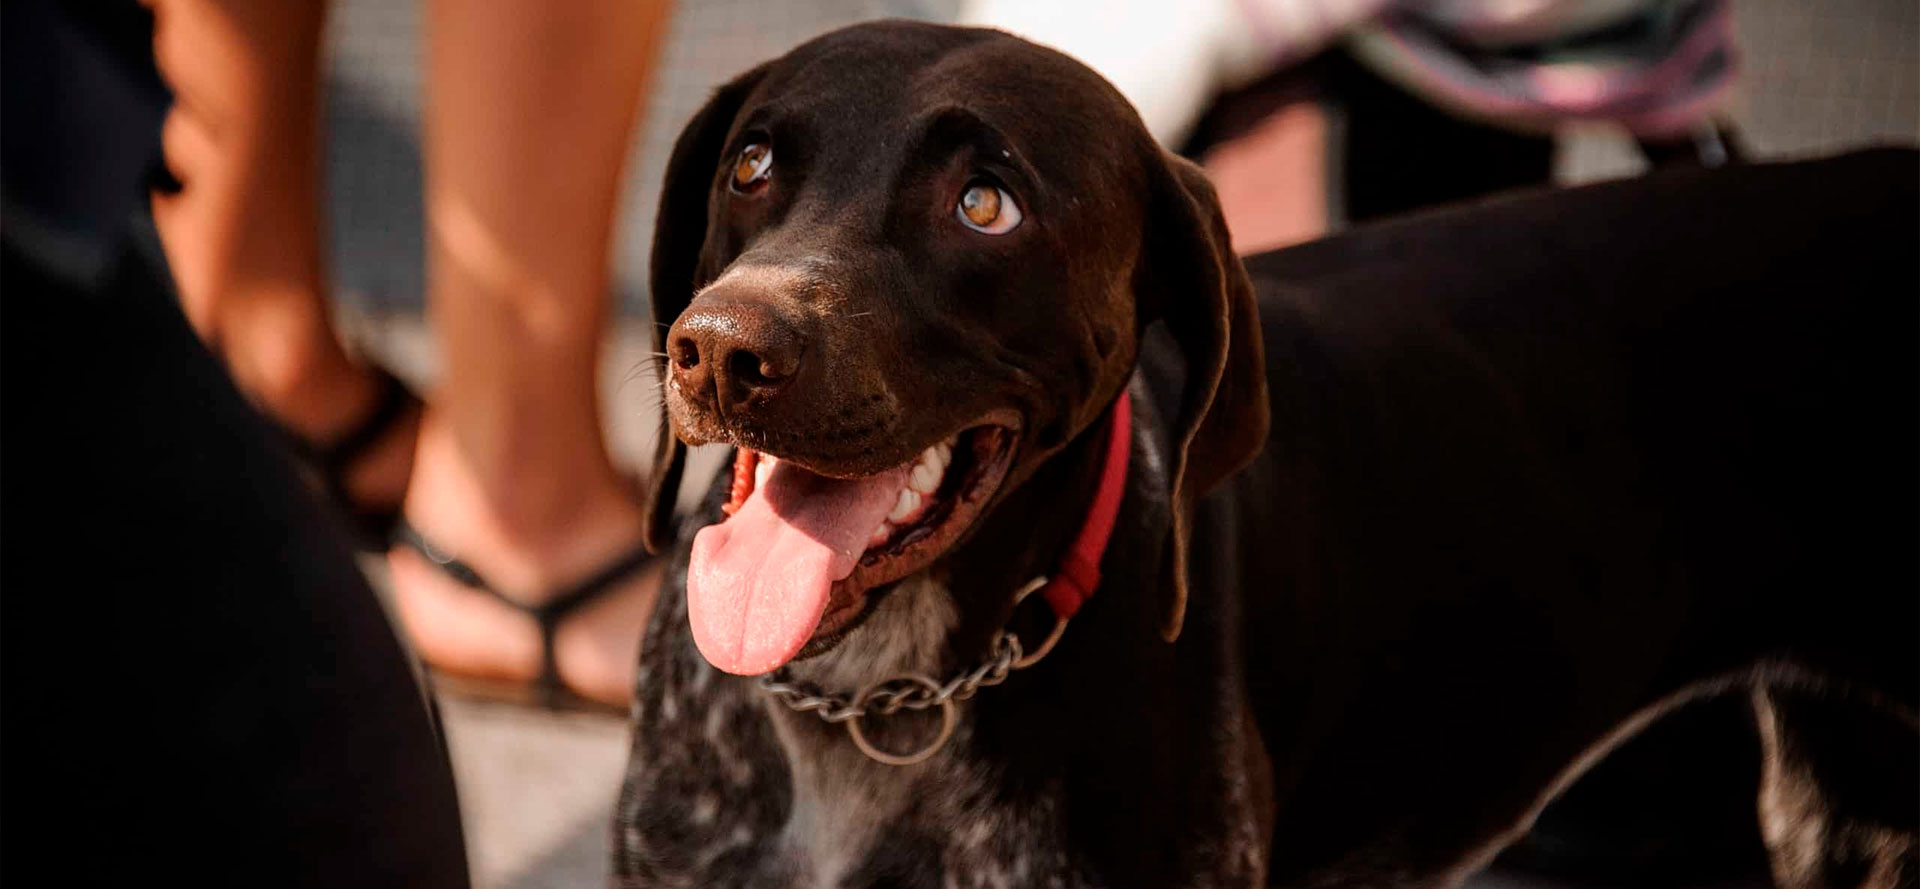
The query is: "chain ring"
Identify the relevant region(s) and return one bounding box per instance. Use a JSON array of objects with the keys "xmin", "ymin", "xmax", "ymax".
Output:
[
  {"xmin": 1010, "ymin": 576, "xmax": 1070, "ymax": 669},
  {"xmin": 844, "ymin": 673, "xmax": 957, "ymax": 766},
  {"xmin": 758, "ymin": 574, "xmax": 1060, "ymax": 766}
]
